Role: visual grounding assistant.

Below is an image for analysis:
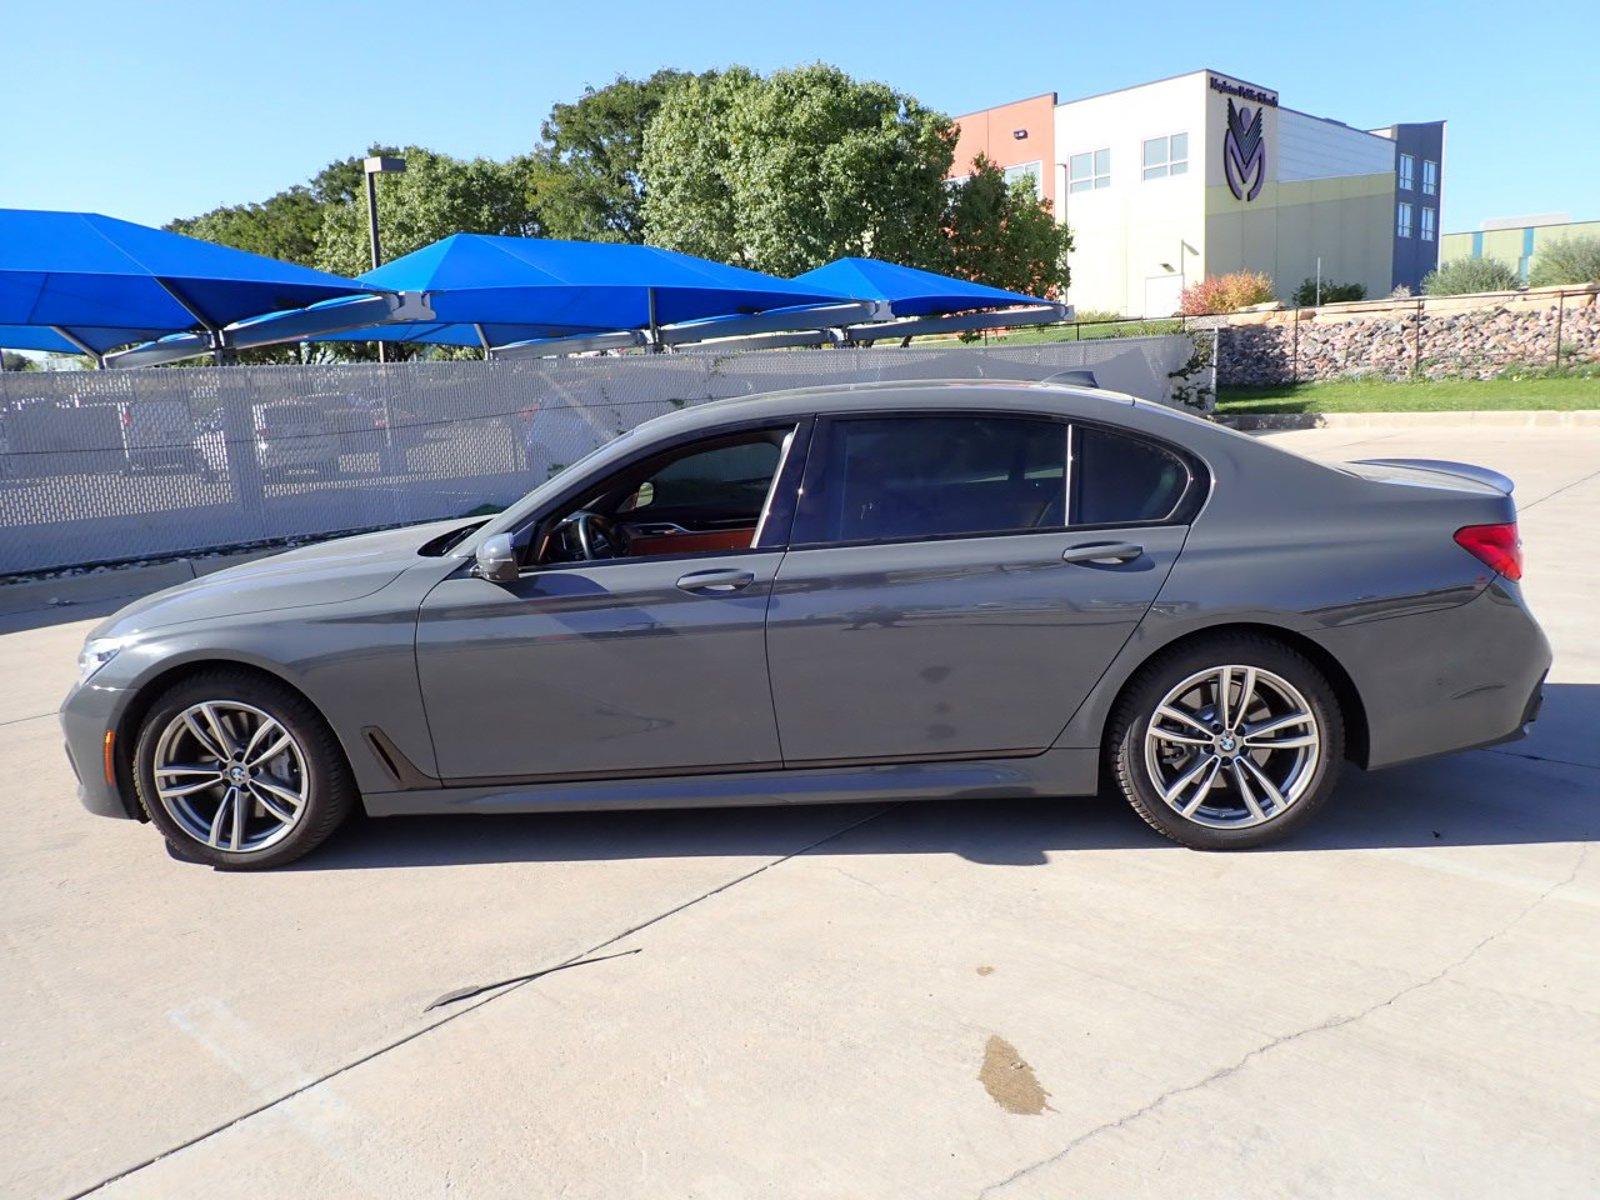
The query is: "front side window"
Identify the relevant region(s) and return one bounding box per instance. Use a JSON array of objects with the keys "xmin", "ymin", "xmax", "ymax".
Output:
[
  {"xmin": 1397, "ymin": 201, "xmax": 1414, "ymax": 238},
  {"xmin": 1068, "ymin": 148, "xmax": 1111, "ymax": 193},
  {"xmin": 1422, "ymin": 158, "xmax": 1438, "ymax": 196},
  {"xmin": 536, "ymin": 427, "xmax": 792, "ymax": 564},
  {"xmin": 1142, "ymin": 133, "xmax": 1189, "ymax": 180},
  {"xmin": 1398, "ymin": 152, "xmax": 1415, "ymax": 191},
  {"xmin": 1420, "ymin": 206, "xmax": 1436, "ymax": 242},
  {"xmin": 1003, "ymin": 160, "xmax": 1043, "ymax": 200},
  {"xmin": 1071, "ymin": 426, "xmax": 1191, "ymax": 526},
  {"xmin": 793, "ymin": 416, "xmax": 1067, "ymax": 545}
]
